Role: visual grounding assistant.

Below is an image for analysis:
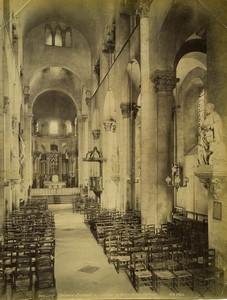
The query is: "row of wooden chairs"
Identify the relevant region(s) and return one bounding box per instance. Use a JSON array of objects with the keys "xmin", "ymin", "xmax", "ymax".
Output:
[
  {"xmin": 85, "ymin": 206, "xmax": 223, "ymax": 296},
  {"xmin": 0, "ymin": 197, "xmax": 56, "ymax": 299}
]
